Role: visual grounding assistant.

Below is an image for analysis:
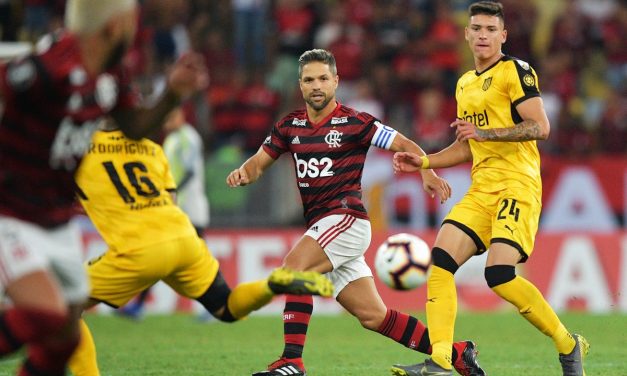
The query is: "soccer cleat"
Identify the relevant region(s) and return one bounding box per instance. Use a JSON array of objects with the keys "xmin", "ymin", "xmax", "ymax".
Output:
[
  {"xmin": 453, "ymin": 341, "xmax": 486, "ymax": 376},
  {"xmin": 559, "ymin": 333, "xmax": 589, "ymax": 376},
  {"xmin": 267, "ymin": 267, "xmax": 334, "ymax": 297},
  {"xmin": 391, "ymin": 359, "xmax": 453, "ymax": 376},
  {"xmin": 252, "ymin": 357, "xmax": 306, "ymax": 376}
]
